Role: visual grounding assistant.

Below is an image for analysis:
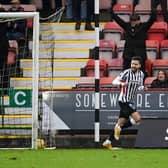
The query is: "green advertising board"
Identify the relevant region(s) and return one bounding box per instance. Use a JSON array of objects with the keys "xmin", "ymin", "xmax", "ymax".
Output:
[{"xmin": 9, "ymin": 89, "xmax": 32, "ymax": 107}]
